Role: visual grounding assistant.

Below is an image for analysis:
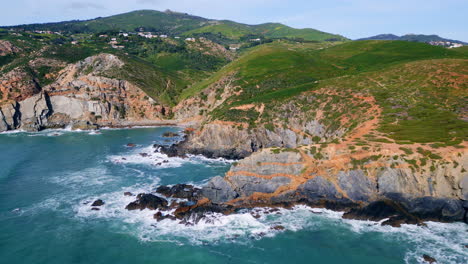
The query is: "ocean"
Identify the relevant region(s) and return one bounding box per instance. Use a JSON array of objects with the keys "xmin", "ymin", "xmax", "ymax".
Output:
[{"xmin": 0, "ymin": 127, "xmax": 466, "ymax": 264}]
